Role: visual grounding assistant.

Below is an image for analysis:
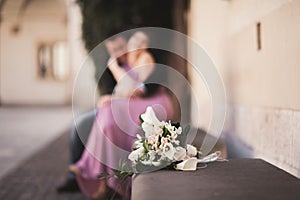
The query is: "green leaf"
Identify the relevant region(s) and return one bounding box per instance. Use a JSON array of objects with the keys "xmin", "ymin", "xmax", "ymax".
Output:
[
  {"xmin": 162, "ymin": 126, "xmax": 169, "ymax": 137},
  {"xmin": 142, "ymin": 139, "xmax": 149, "ymax": 152}
]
